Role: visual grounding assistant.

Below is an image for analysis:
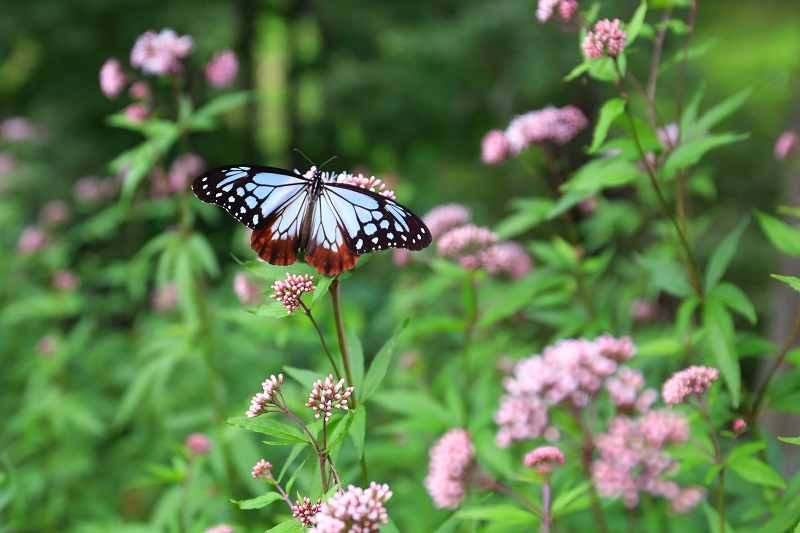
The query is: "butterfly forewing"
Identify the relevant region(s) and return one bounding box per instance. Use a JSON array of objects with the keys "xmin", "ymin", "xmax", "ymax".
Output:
[
  {"xmin": 192, "ymin": 165, "xmax": 309, "ymax": 230},
  {"xmin": 250, "ymin": 187, "xmax": 310, "ymax": 266},
  {"xmin": 323, "ymin": 182, "xmax": 432, "ymax": 255}
]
